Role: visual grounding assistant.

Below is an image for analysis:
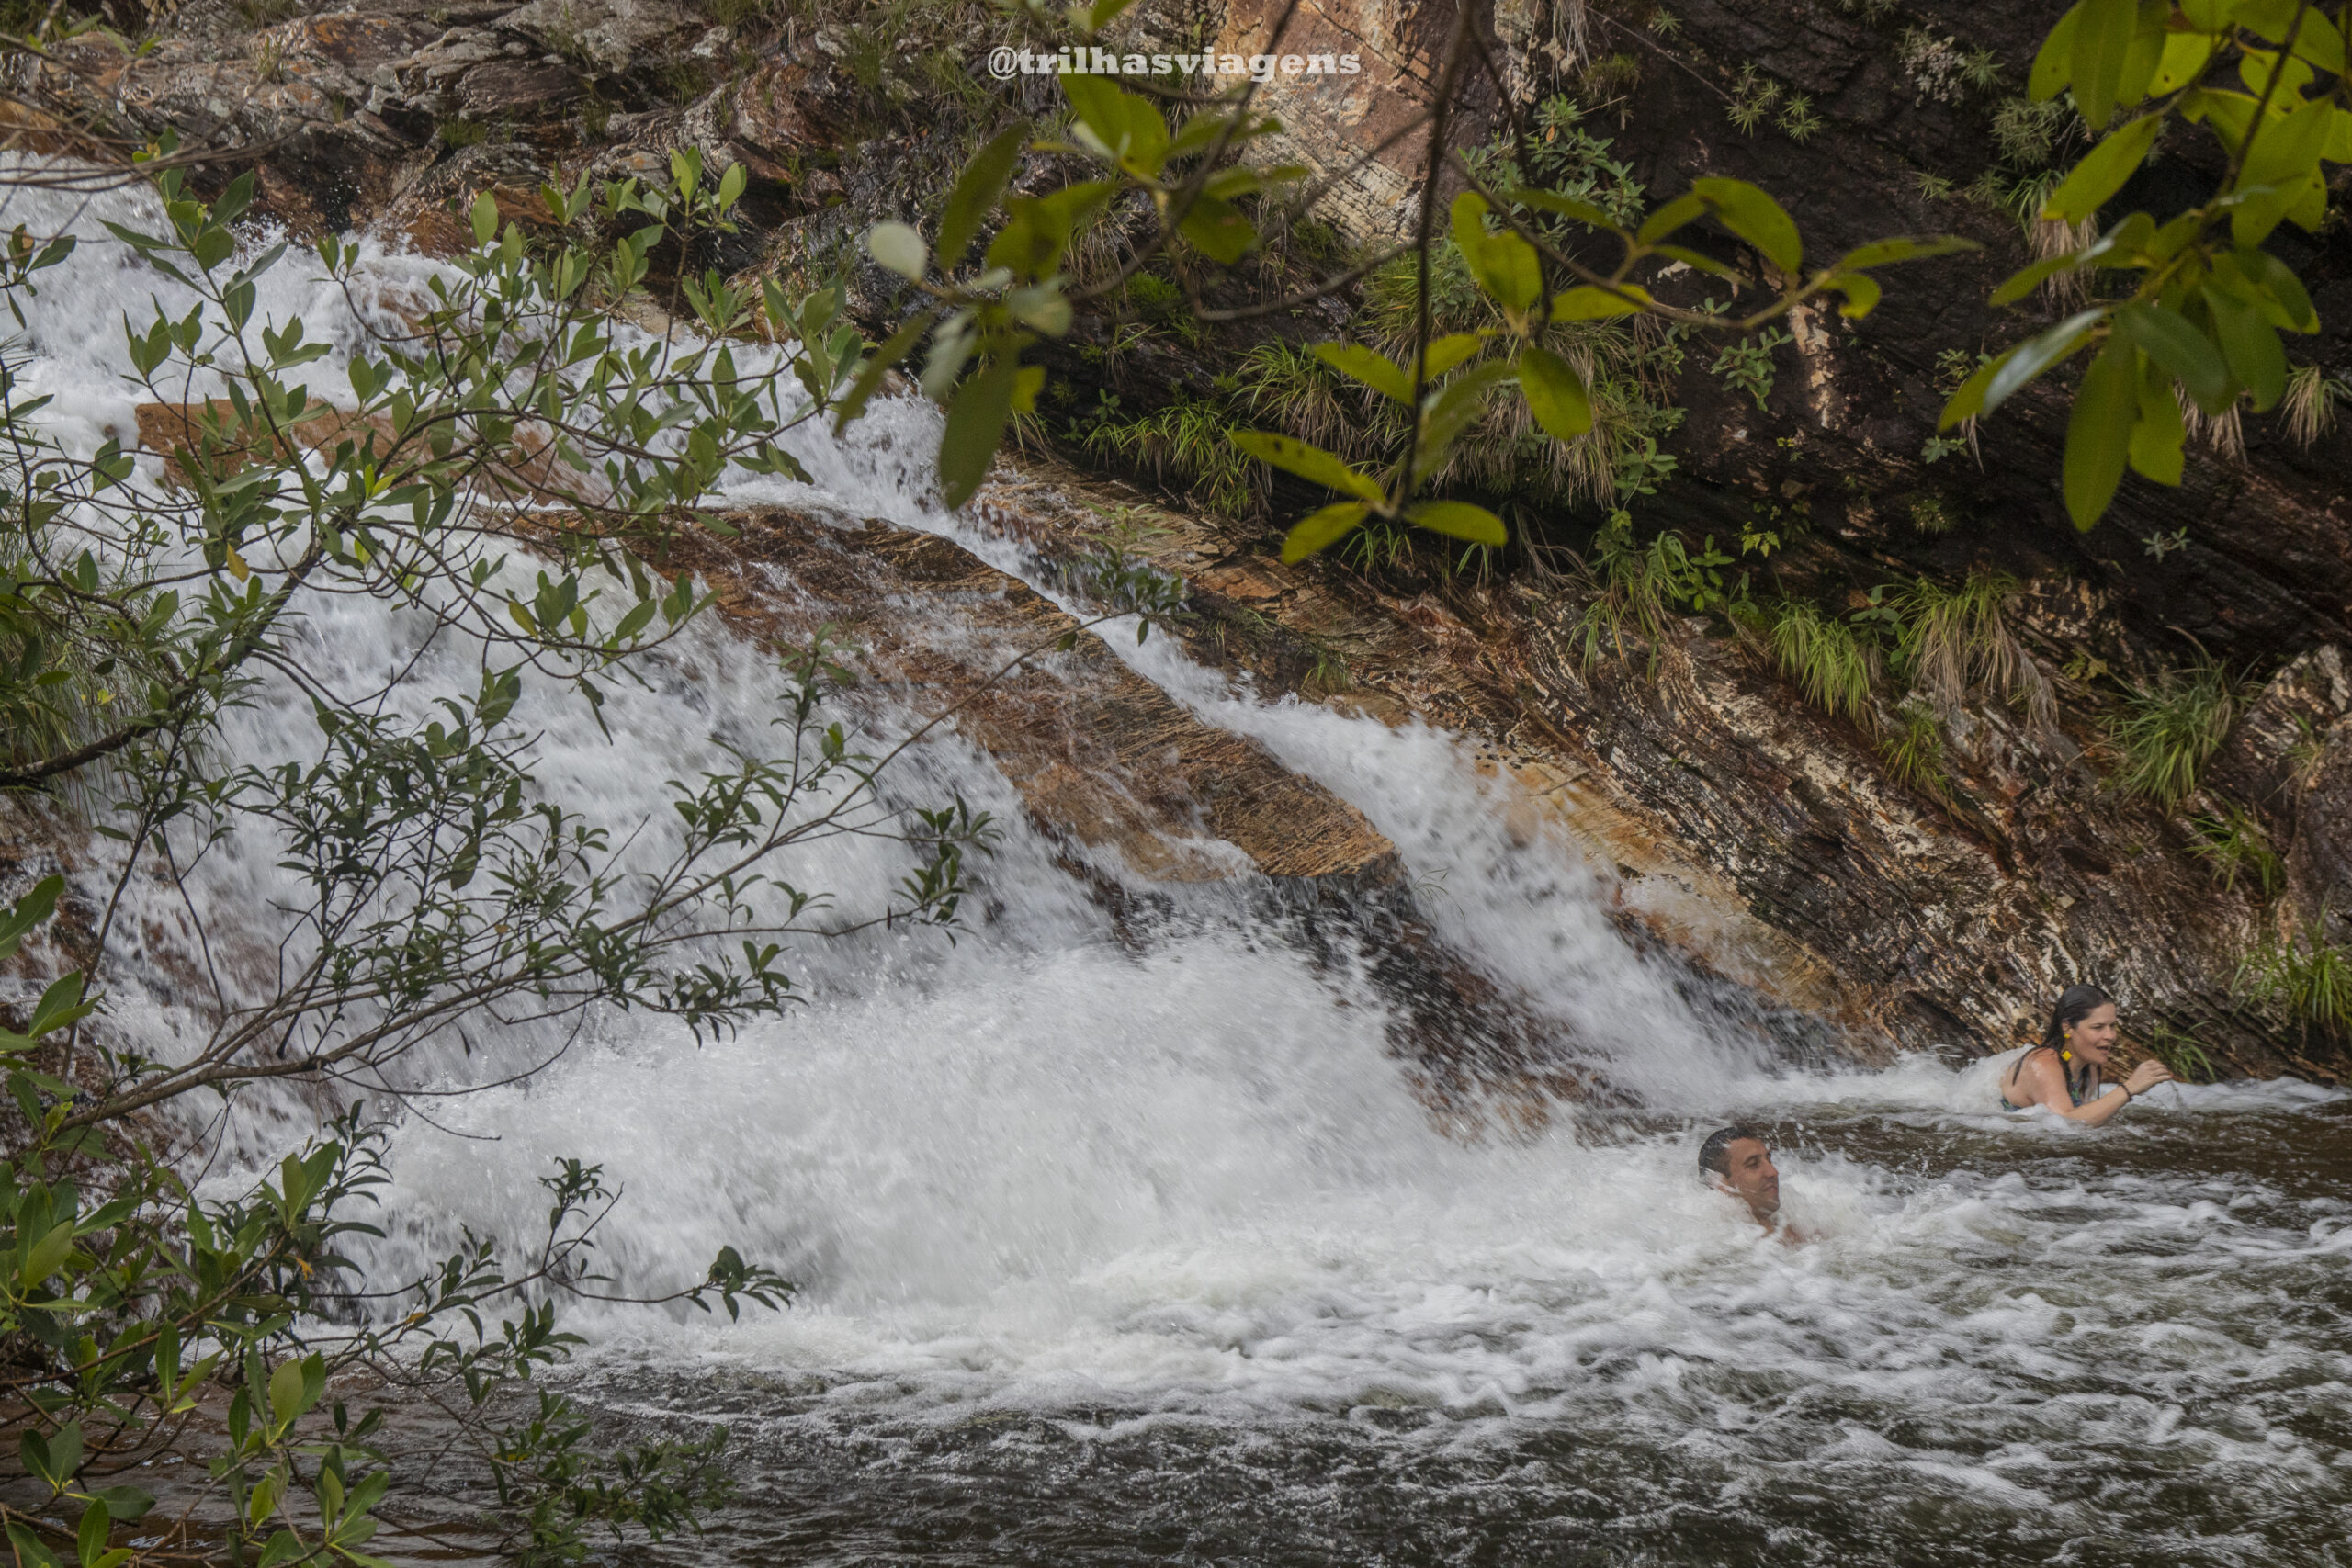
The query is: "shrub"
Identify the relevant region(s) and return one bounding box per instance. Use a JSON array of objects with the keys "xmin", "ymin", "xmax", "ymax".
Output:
[{"xmin": 1894, "ymin": 570, "xmax": 2057, "ymax": 739}]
